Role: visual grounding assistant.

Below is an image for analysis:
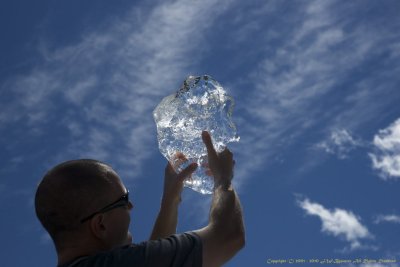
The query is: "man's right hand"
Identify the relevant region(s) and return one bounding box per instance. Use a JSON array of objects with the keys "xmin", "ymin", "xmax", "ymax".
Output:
[
  {"xmin": 201, "ymin": 131, "xmax": 234, "ymax": 189},
  {"xmin": 195, "ymin": 131, "xmax": 245, "ymax": 267}
]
